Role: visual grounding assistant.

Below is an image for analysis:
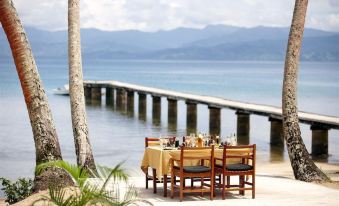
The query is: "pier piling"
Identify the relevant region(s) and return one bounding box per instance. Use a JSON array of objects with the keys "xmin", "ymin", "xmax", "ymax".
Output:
[
  {"xmin": 106, "ymin": 88, "xmax": 114, "ymax": 105},
  {"xmin": 269, "ymin": 117, "xmax": 284, "ymax": 147},
  {"xmin": 152, "ymin": 96, "xmax": 161, "ymax": 125},
  {"xmin": 84, "ymin": 86, "xmax": 92, "ymax": 100},
  {"xmin": 91, "ymin": 87, "xmax": 102, "ymax": 104},
  {"xmin": 186, "ymin": 101, "xmax": 197, "ymax": 134},
  {"xmin": 127, "ymin": 91, "xmax": 134, "ymax": 114},
  {"xmin": 269, "ymin": 117, "xmax": 284, "ymax": 161},
  {"xmin": 209, "ymin": 106, "xmax": 221, "ymax": 136},
  {"xmin": 116, "ymin": 89, "xmax": 127, "ymax": 111},
  {"xmin": 236, "ymin": 110, "xmax": 250, "ymax": 145},
  {"xmin": 138, "ymin": 93, "xmax": 147, "ymax": 120},
  {"xmin": 168, "ymin": 98, "xmax": 177, "ymax": 130},
  {"xmin": 311, "ymin": 125, "xmax": 329, "ymax": 157}
]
